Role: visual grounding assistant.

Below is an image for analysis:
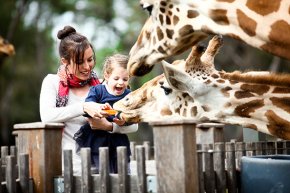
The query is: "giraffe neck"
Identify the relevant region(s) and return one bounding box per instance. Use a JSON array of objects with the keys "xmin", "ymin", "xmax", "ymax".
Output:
[{"xmin": 178, "ymin": 0, "xmax": 290, "ymax": 60}]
